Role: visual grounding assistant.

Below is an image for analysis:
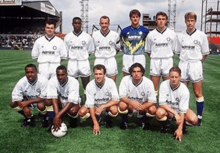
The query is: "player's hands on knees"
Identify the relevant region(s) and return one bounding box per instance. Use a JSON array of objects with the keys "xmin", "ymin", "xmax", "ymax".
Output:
[
  {"xmin": 93, "ymin": 123, "xmax": 100, "ymax": 135},
  {"xmin": 53, "ymin": 116, "xmax": 62, "ymax": 132},
  {"xmin": 18, "ymin": 100, "xmax": 29, "ymax": 108},
  {"xmin": 174, "ymin": 129, "xmax": 183, "ymax": 142},
  {"xmin": 95, "ymin": 106, "xmax": 104, "ymax": 116},
  {"xmin": 132, "ymin": 101, "xmax": 142, "ymax": 111}
]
